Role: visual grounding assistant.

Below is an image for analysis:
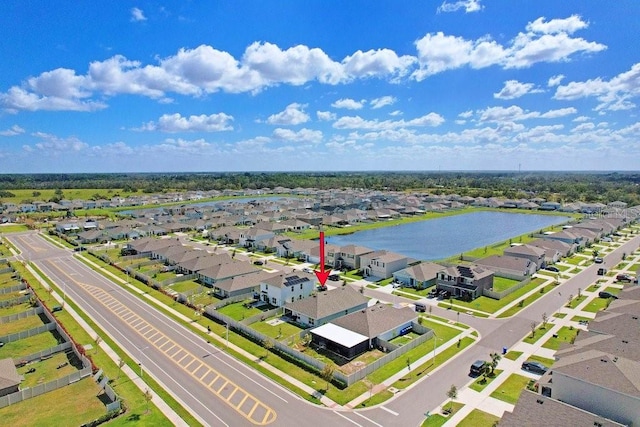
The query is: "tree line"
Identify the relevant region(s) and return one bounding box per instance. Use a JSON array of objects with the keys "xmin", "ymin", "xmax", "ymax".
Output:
[{"xmin": 0, "ymin": 171, "xmax": 639, "ymax": 205}]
